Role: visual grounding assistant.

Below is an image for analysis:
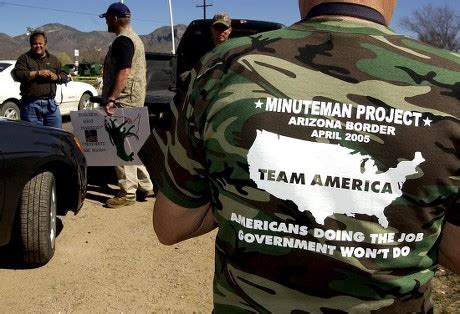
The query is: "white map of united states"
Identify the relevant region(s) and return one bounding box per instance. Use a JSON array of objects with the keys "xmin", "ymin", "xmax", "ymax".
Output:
[{"xmin": 247, "ymin": 130, "xmax": 425, "ymax": 228}]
